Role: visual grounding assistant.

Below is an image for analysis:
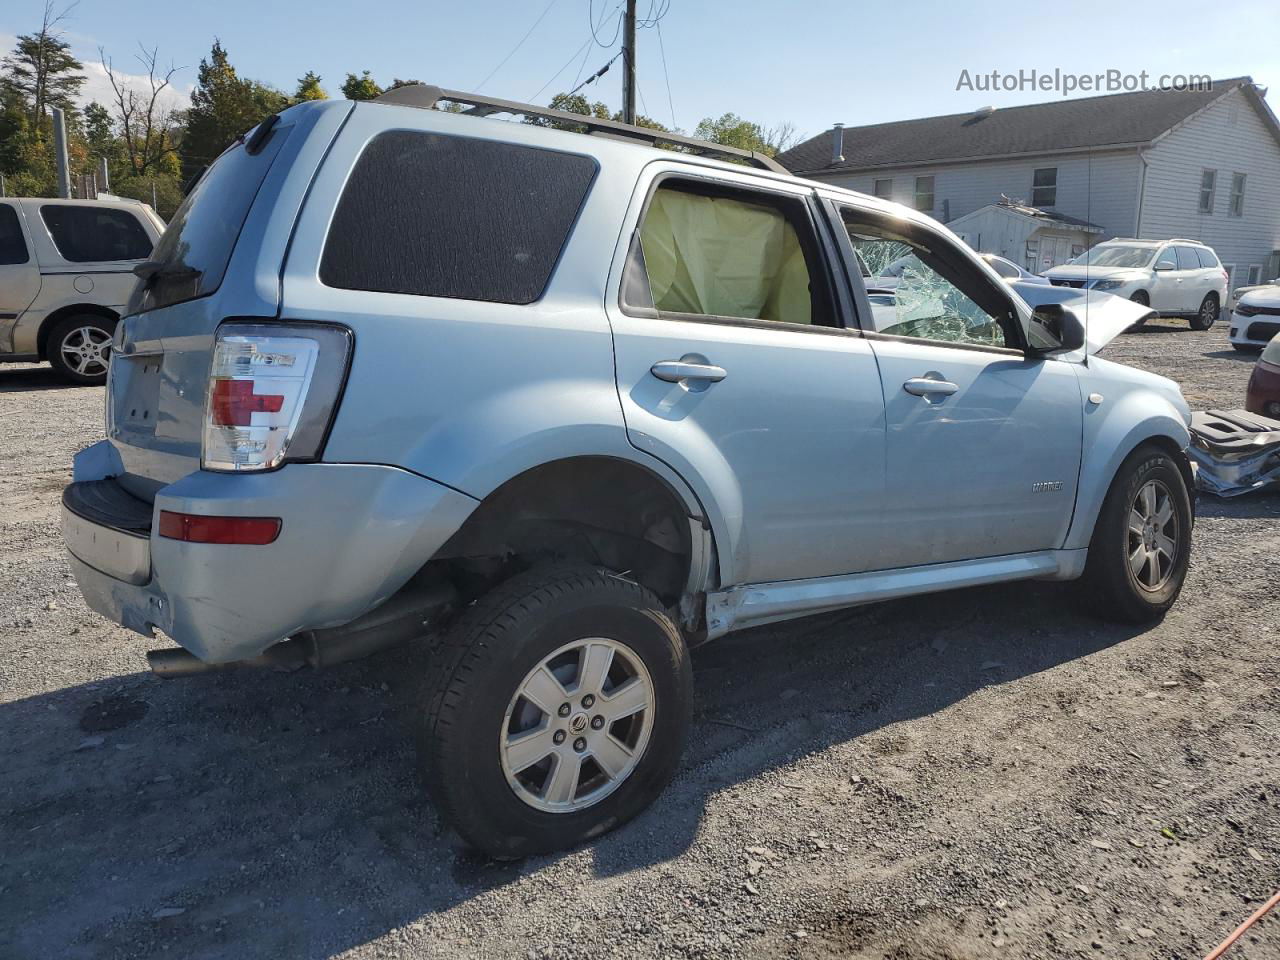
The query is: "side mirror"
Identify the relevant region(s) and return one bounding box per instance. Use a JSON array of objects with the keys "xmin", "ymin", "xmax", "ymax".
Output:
[
  {"xmin": 1027, "ymin": 302, "xmax": 1086, "ymax": 355},
  {"xmin": 1154, "ymin": 260, "xmax": 1175, "ymax": 272}
]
